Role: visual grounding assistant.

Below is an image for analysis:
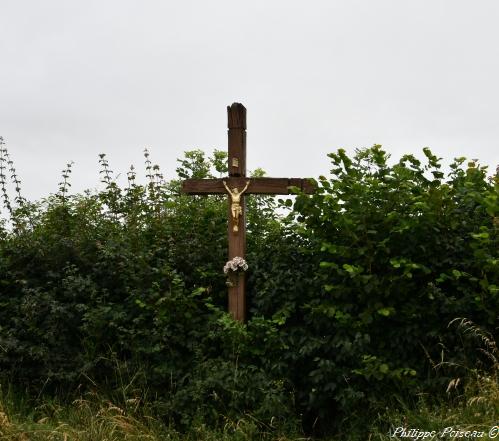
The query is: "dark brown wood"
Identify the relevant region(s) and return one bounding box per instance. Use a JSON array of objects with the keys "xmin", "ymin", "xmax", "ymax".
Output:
[
  {"xmin": 227, "ymin": 103, "xmax": 246, "ymax": 129},
  {"xmin": 228, "ymin": 198, "xmax": 246, "ymax": 321},
  {"xmin": 227, "ymin": 272, "xmax": 245, "ymax": 322},
  {"xmin": 182, "ymin": 177, "xmax": 315, "ymax": 195},
  {"xmin": 227, "ymin": 103, "xmax": 247, "ymax": 321},
  {"xmin": 227, "ymin": 103, "xmax": 246, "ymax": 177},
  {"xmin": 181, "ymin": 103, "xmax": 314, "ymax": 323}
]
